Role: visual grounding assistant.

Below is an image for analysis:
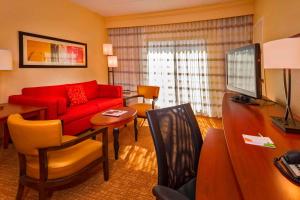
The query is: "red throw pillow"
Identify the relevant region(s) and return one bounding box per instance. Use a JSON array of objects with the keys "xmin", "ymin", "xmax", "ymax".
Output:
[
  {"xmin": 67, "ymin": 80, "xmax": 99, "ymax": 100},
  {"xmin": 66, "ymin": 85, "xmax": 88, "ymax": 106}
]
